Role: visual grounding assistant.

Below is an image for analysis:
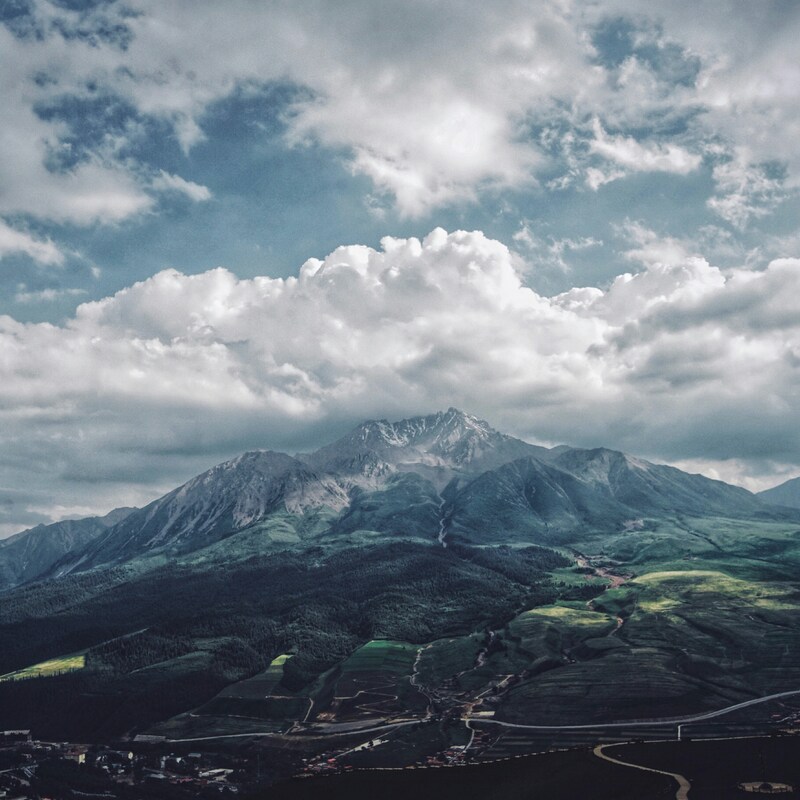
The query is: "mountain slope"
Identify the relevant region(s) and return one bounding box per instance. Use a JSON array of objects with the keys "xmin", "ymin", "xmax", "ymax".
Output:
[
  {"xmin": 447, "ymin": 448, "xmax": 788, "ymax": 545},
  {"xmin": 447, "ymin": 456, "xmax": 626, "ymax": 543},
  {"xmin": 0, "ymin": 507, "xmax": 134, "ymax": 591},
  {"xmin": 758, "ymin": 476, "xmax": 800, "ymax": 509},
  {"xmin": 53, "ymin": 451, "xmax": 349, "ymax": 574},
  {"xmin": 551, "ymin": 448, "xmax": 770, "ymax": 518}
]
